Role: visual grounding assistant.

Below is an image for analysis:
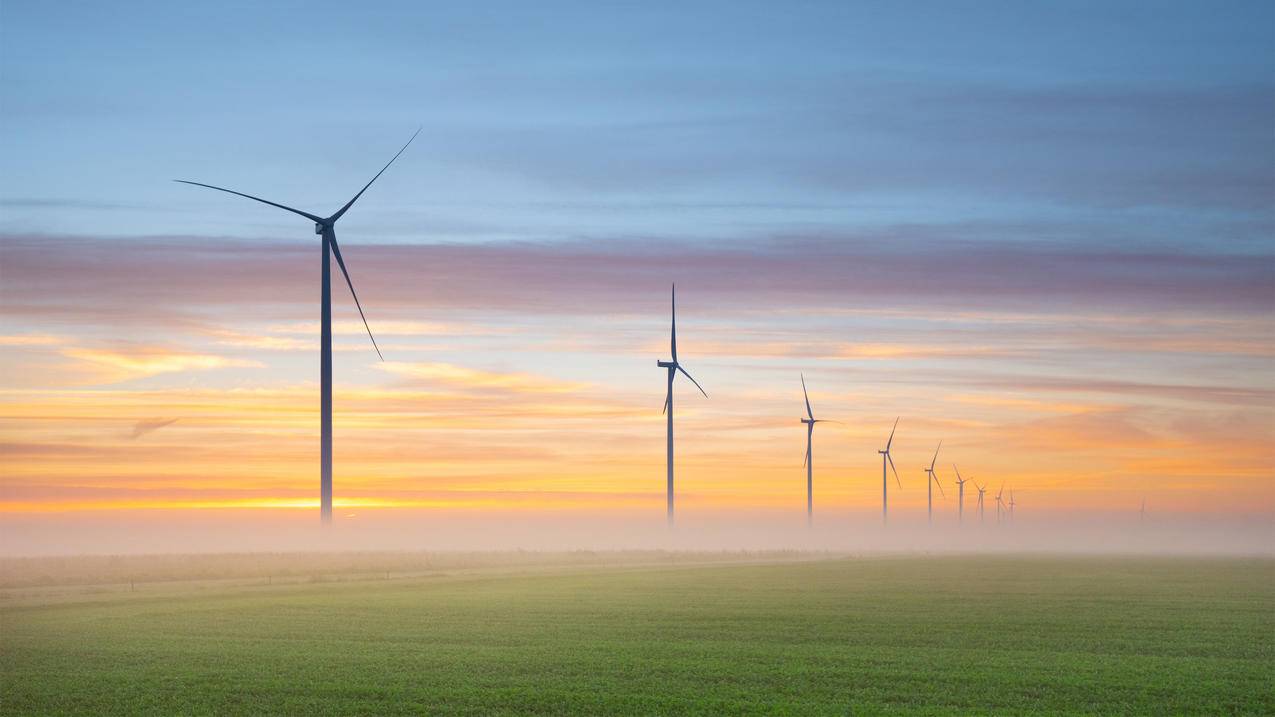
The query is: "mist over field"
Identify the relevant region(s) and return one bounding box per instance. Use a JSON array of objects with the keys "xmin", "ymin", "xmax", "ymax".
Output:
[{"xmin": 3, "ymin": 509, "xmax": 1270, "ymax": 558}]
